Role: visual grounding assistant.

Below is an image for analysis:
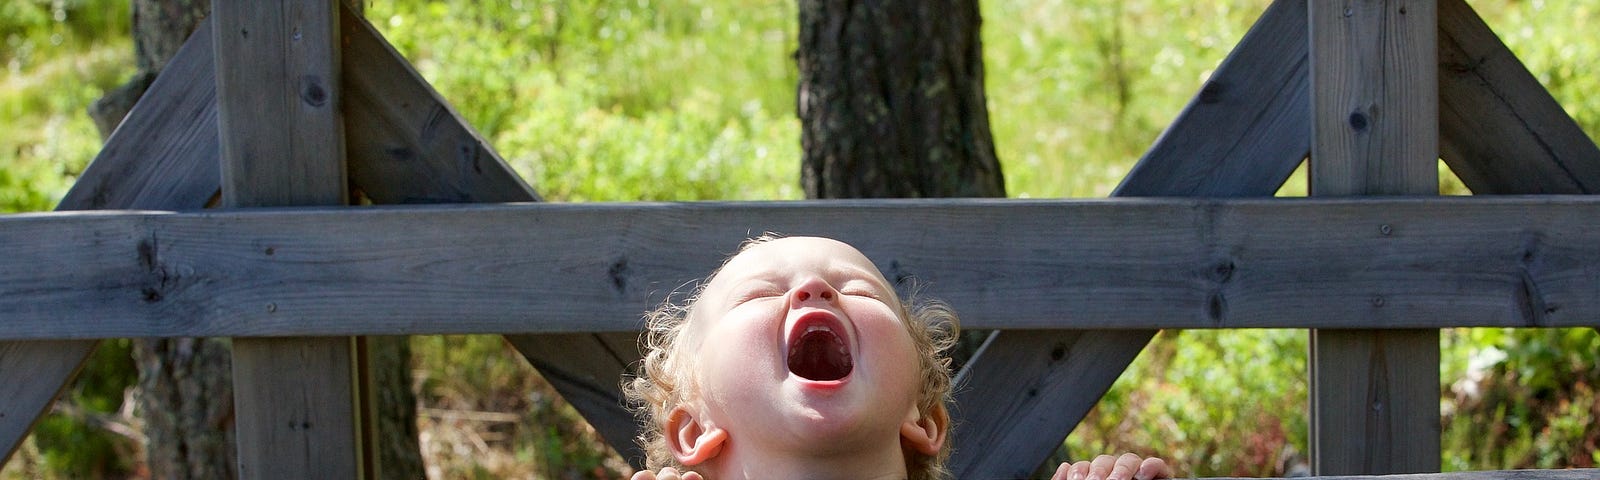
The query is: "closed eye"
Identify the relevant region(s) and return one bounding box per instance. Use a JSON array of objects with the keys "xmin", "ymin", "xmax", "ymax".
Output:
[
  {"xmin": 839, "ymin": 281, "xmax": 886, "ymax": 299},
  {"xmin": 728, "ymin": 286, "xmax": 784, "ymax": 305}
]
